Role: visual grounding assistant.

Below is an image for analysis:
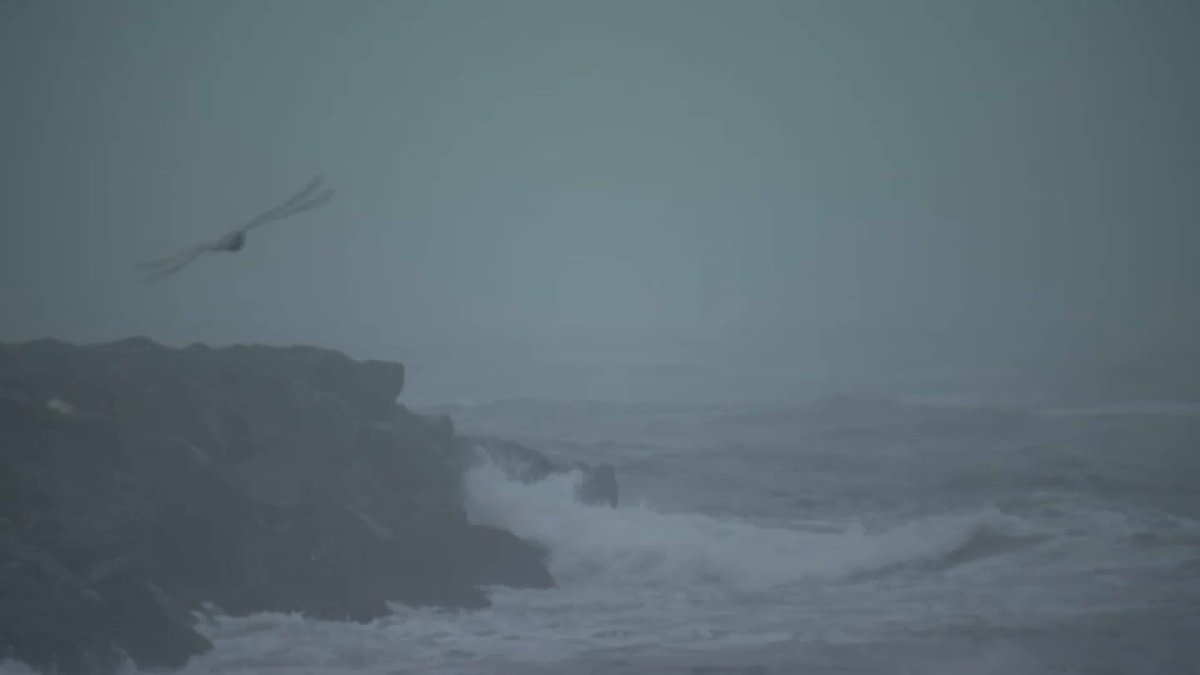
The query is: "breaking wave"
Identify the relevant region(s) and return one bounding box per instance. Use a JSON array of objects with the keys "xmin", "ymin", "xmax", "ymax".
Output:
[{"xmin": 463, "ymin": 460, "xmax": 1041, "ymax": 593}]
